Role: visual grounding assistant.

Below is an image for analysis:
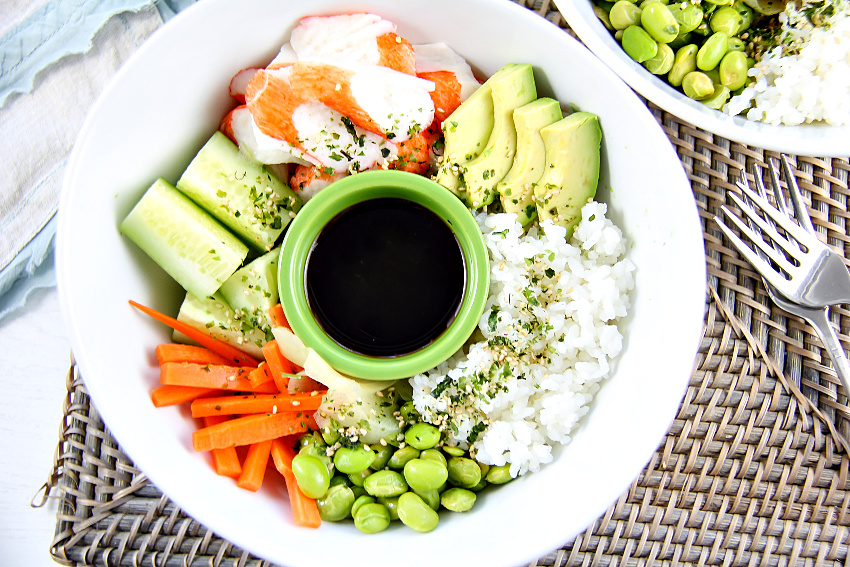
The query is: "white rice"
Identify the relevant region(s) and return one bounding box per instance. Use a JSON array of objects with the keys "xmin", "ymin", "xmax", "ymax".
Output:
[
  {"xmin": 410, "ymin": 202, "xmax": 635, "ymax": 477},
  {"xmin": 725, "ymin": 0, "xmax": 850, "ymax": 126}
]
